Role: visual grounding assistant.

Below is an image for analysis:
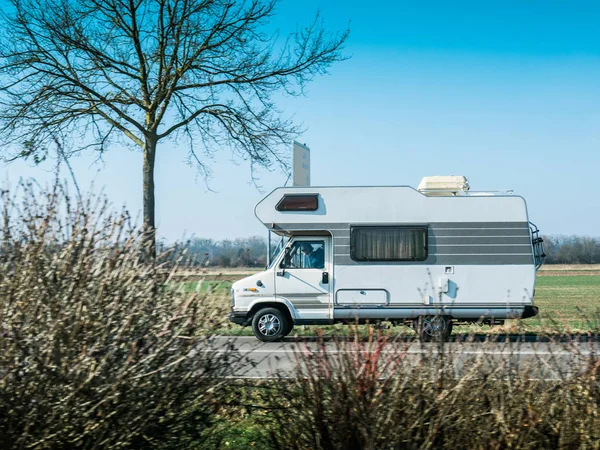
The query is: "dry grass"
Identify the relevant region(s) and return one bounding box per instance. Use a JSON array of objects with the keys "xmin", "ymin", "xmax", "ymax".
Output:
[
  {"xmin": 538, "ymin": 264, "xmax": 600, "ymax": 277},
  {"xmin": 540, "ymin": 264, "xmax": 600, "ymax": 271}
]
